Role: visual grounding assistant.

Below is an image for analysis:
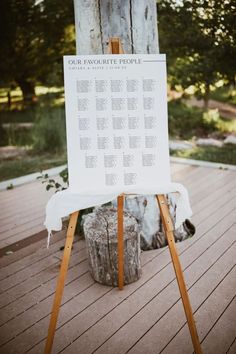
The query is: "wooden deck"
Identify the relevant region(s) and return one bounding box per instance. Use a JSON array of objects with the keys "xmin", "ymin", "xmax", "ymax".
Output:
[
  {"xmin": 0, "ymin": 162, "xmax": 235, "ymax": 354},
  {"xmin": 0, "ymin": 179, "xmax": 54, "ymax": 251}
]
